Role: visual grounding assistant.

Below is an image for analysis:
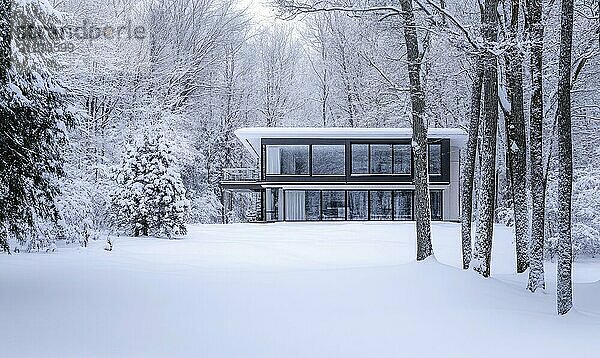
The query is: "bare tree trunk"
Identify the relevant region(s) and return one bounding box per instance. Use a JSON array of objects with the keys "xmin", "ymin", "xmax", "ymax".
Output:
[
  {"xmin": 556, "ymin": 0, "xmax": 574, "ymax": 315},
  {"xmin": 473, "ymin": 0, "xmax": 499, "ymax": 278},
  {"xmin": 320, "ymin": 34, "xmax": 328, "ymax": 127},
  {"xmin": 525, "ymin": 0, "xmax": 546, "ymax": 292},
  {"xmin": 0, "ymin": 0, "xmax": 10, "ymax": 84},
  {"xmin": 340, "ymin": 59, "xmax": 356, "ymax": 127},
  {"xmin": 461, "ymin": 55, "xmax": 483, "ymax": 269},
  {"xmin": 504, "ymin": 0, "xmax": 529, "ymax": 274},
  {"xmin": 0, "ymin": 0, "xmax": 10, "ymax": 252},
  {"xmin": 399, "ymin": 0, "xmax": 432, "ymax": 260}
]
